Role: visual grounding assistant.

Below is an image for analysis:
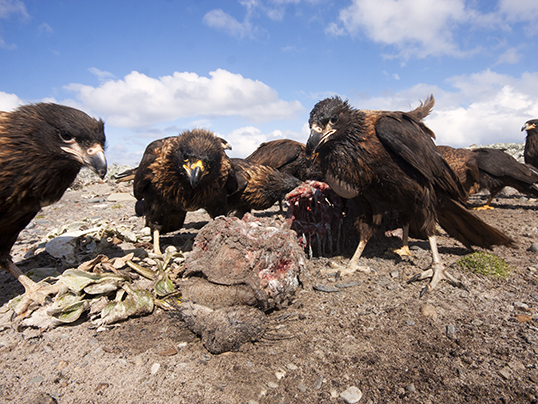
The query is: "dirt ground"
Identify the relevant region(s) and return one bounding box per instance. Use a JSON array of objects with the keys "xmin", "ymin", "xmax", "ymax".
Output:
[{"xmin": 1, "ymin": 173, "xmax": 538, "ymax": 404}]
